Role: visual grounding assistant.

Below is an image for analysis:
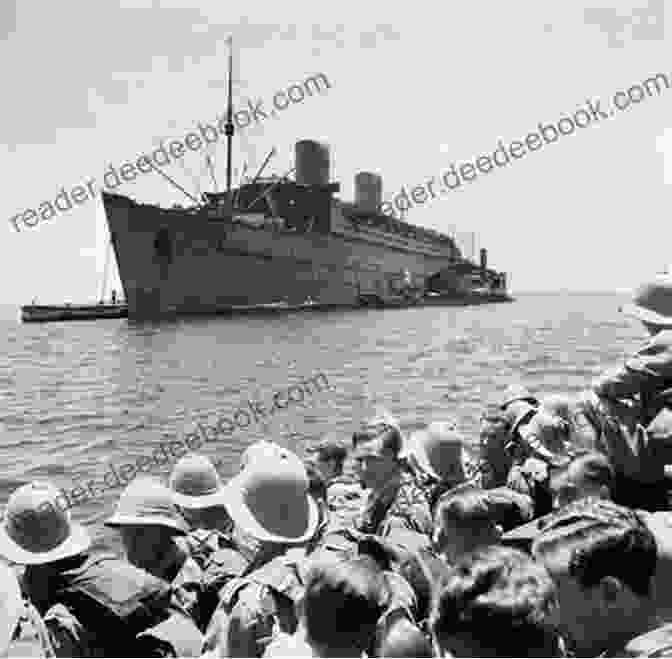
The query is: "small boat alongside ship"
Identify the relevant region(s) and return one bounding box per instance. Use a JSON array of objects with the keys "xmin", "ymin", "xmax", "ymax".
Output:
[
  {"xmin": 21, "ymin": 302, "xmax": 128, "ymax": 323},
  {"xmin": 21, "ymin": 239, "xmax": 128, "ymax": 323}
]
